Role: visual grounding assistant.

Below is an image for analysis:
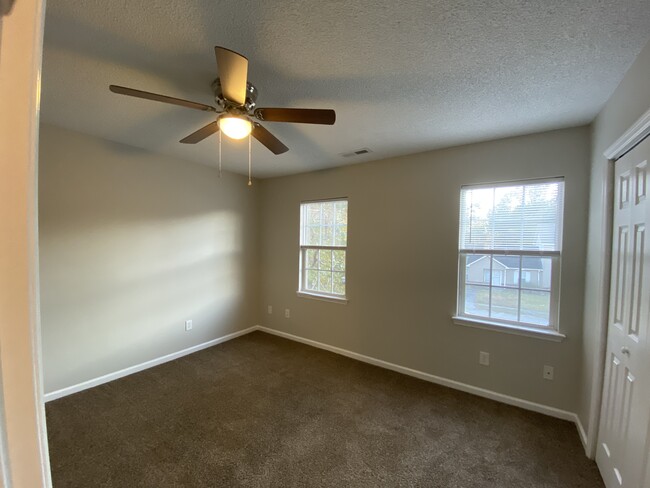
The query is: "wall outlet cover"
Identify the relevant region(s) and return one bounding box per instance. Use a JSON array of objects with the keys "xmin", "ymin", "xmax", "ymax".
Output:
[
  {"xmin": 284, "ymin": 309, "xmax": 290, "ymax": 318},
  {"xmin": 268, "ymin": 305, "xmax": 273, "ymax": 314},
  {"xmin": 479, "ymin": 351, "xmax": 490, "ymax": 366},
  {"xmin": 543, "ymin": 365, "xmax": 554, "ymax": 380},
  {"xmin": 185, "ymin": 320, "xmax": 193, "ymax": 331}
]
